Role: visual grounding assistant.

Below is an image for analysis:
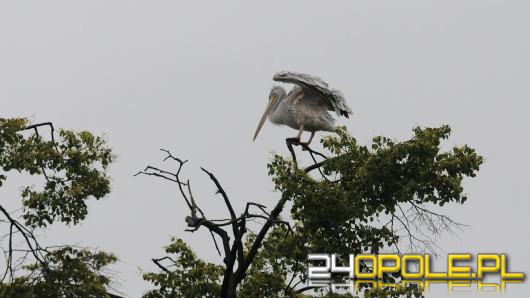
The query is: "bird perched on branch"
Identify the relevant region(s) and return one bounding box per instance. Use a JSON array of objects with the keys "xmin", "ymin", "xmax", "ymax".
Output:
[{"xmin": 253, "ymin": 71, "xmax": 352, "ymax": 146}]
